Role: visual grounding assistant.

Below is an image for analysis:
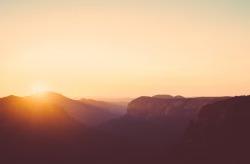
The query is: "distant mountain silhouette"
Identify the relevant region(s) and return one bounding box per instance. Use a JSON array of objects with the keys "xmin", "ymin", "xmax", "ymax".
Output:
[
  {"xmin": 23, "ymin": 92, "xmax": 122, "ymax": 126},
  {"xmin": 94, "ymin": 97, "xmax": 132, "ymax": 106},
  {"xmin": 80, "ymin": 98, "xmax": 126, "ymax": 115},
  {"xmin": 0, "ymin": 93, "xmax": 78, "ymax": 131}
]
